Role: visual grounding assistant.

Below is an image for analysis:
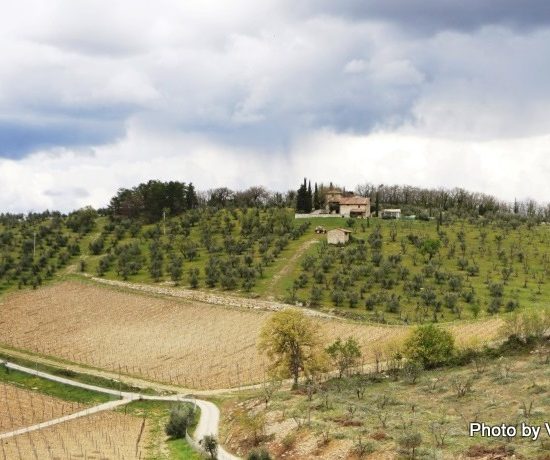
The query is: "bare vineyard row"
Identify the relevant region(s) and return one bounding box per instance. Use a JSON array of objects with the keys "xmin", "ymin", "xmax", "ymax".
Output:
[
  {"xmin": 0, "ymin": 410, "xmax": 148, "ymax": 460},
  {"xmin": 0, "ymin": 384, "xmax": 86, "ymax": 433}
]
